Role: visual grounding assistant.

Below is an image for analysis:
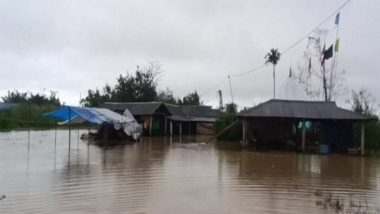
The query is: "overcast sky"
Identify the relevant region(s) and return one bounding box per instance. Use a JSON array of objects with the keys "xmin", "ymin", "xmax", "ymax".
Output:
[{"xmin": 1, "ymin": 0, "xmax": 379, "ymax": 109}]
